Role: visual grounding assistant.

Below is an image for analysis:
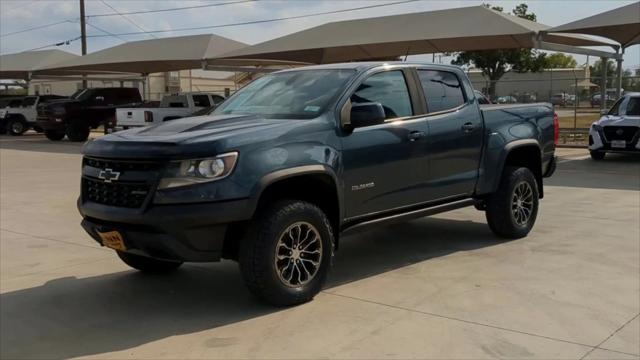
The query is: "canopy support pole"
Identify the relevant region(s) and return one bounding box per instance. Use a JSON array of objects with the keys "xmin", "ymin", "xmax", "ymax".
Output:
[
  {"xmin": 600, "ymin": 57, "xmax": 608, "ymax": 112},
  {"xmin": 615, "ymin": 48, "xmax": 624, "ymax": 99}
]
